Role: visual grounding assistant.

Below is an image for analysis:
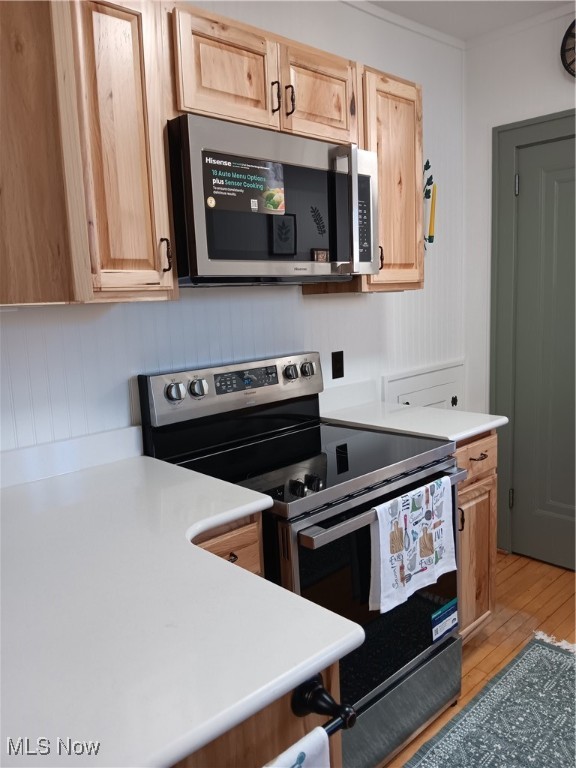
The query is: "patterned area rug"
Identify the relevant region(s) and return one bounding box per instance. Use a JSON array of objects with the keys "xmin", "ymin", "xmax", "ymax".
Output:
[{"xmin": 405, "ymin": 634, "xmax": 576, "ymax": 767}]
